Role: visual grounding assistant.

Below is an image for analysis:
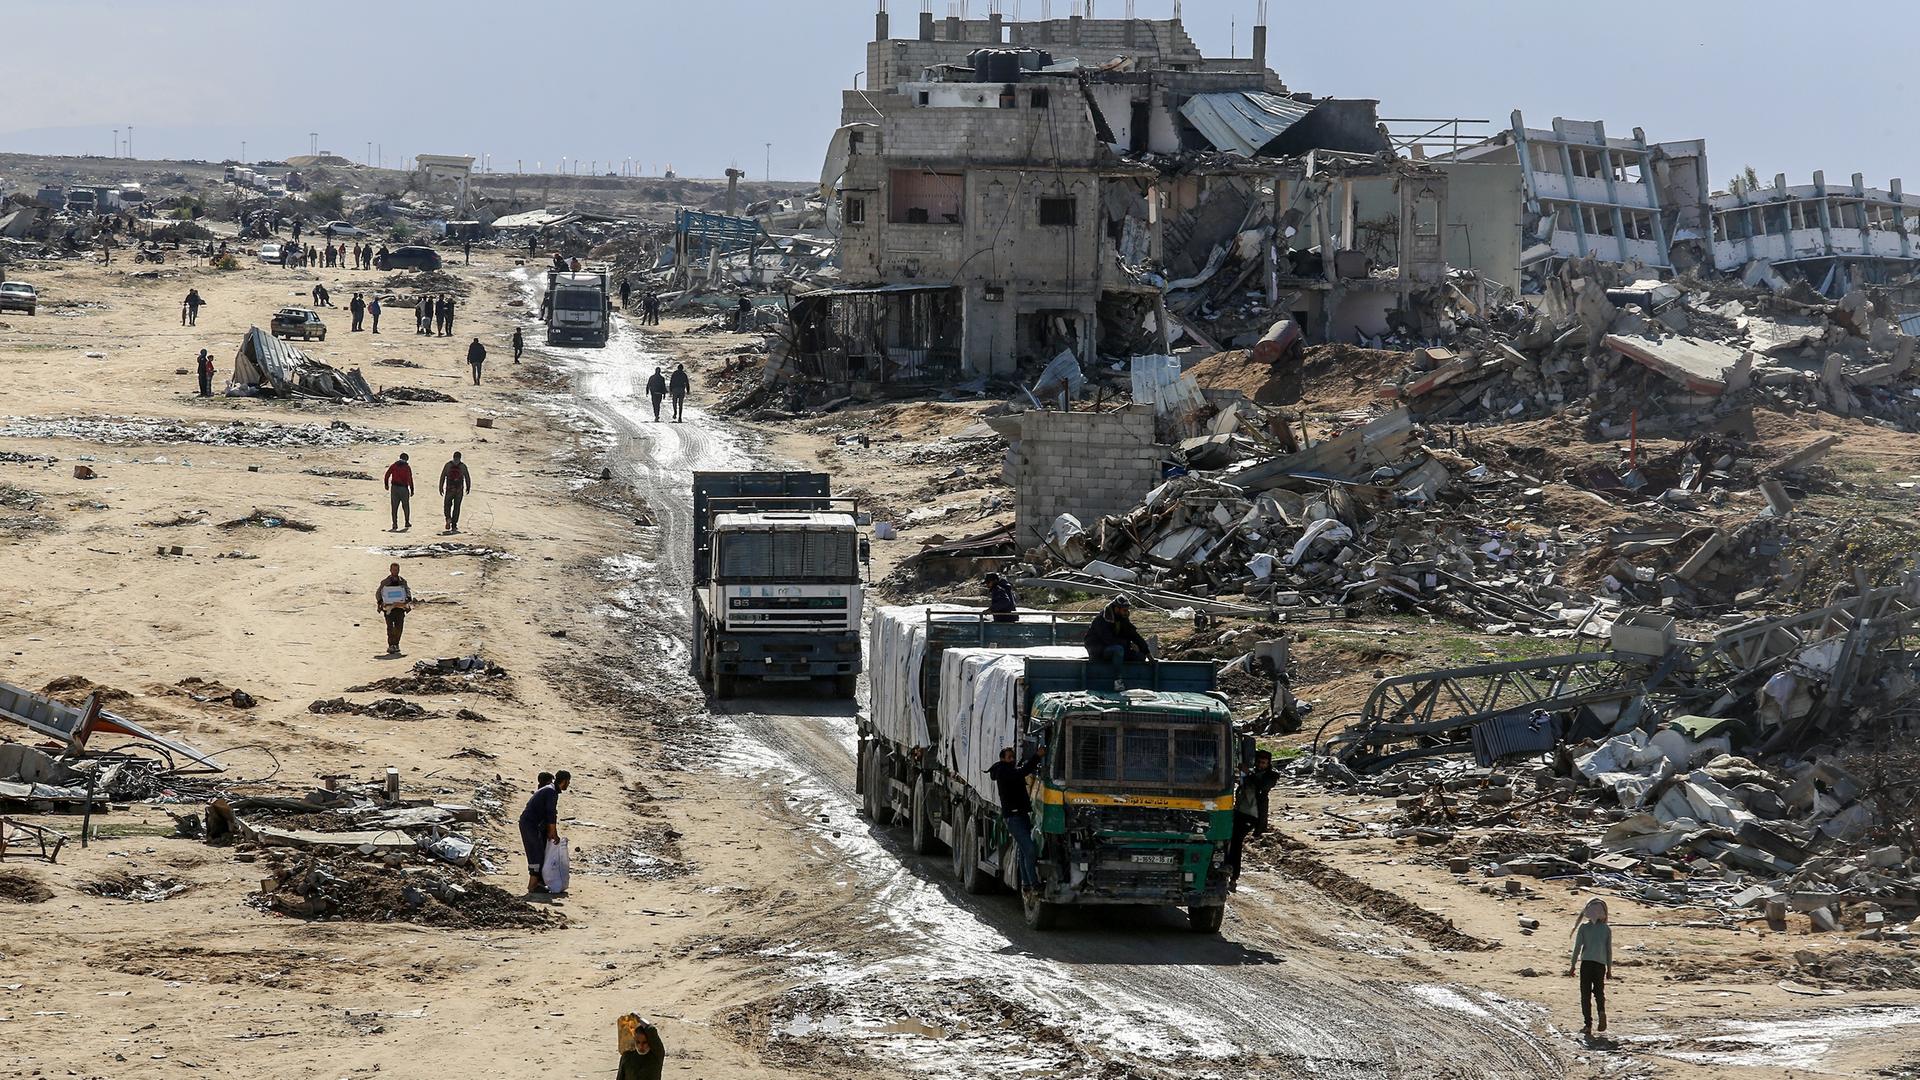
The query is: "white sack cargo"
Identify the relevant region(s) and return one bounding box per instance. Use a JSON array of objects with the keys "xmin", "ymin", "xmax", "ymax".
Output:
[
  {"xmin": 868, "ymin": 605, "xmax": 969, "ymax": 749},
  {"xmin": 937, "ymin": 645, "xmax": 1083, "ymax": 807}
]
